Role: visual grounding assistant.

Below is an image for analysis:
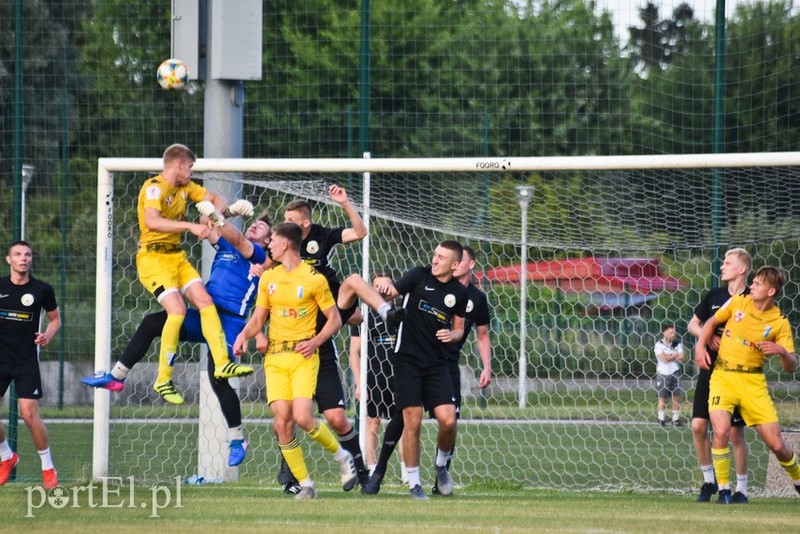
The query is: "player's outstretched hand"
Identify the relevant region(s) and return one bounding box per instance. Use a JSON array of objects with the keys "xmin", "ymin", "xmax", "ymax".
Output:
[
  {"xmin": 196, "ymin": 200, "xmax": 225, "ymax": 226},
  {"xmin": 228, "ymin": 199, "xmax": 254, "ymax": 218},
  {"xmin": 328, "ymin": 184, "xmax": 349, "ymax": 204}
]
